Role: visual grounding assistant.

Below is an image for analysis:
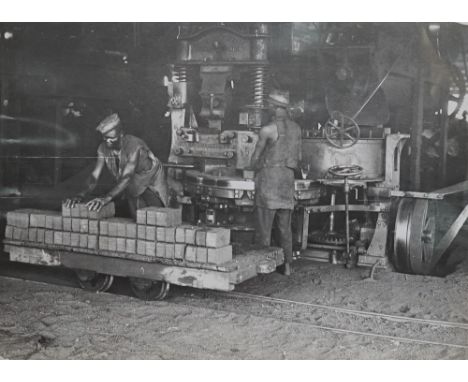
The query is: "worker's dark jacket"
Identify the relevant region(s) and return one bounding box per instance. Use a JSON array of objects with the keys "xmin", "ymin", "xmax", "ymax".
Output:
[
  {"xmin": 254, "ymin": 118, "xmax": 302, "ymax": 210},
  {"xmin": 97, "ymin": 134, "xmax": 168, "ymax": 206}
]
